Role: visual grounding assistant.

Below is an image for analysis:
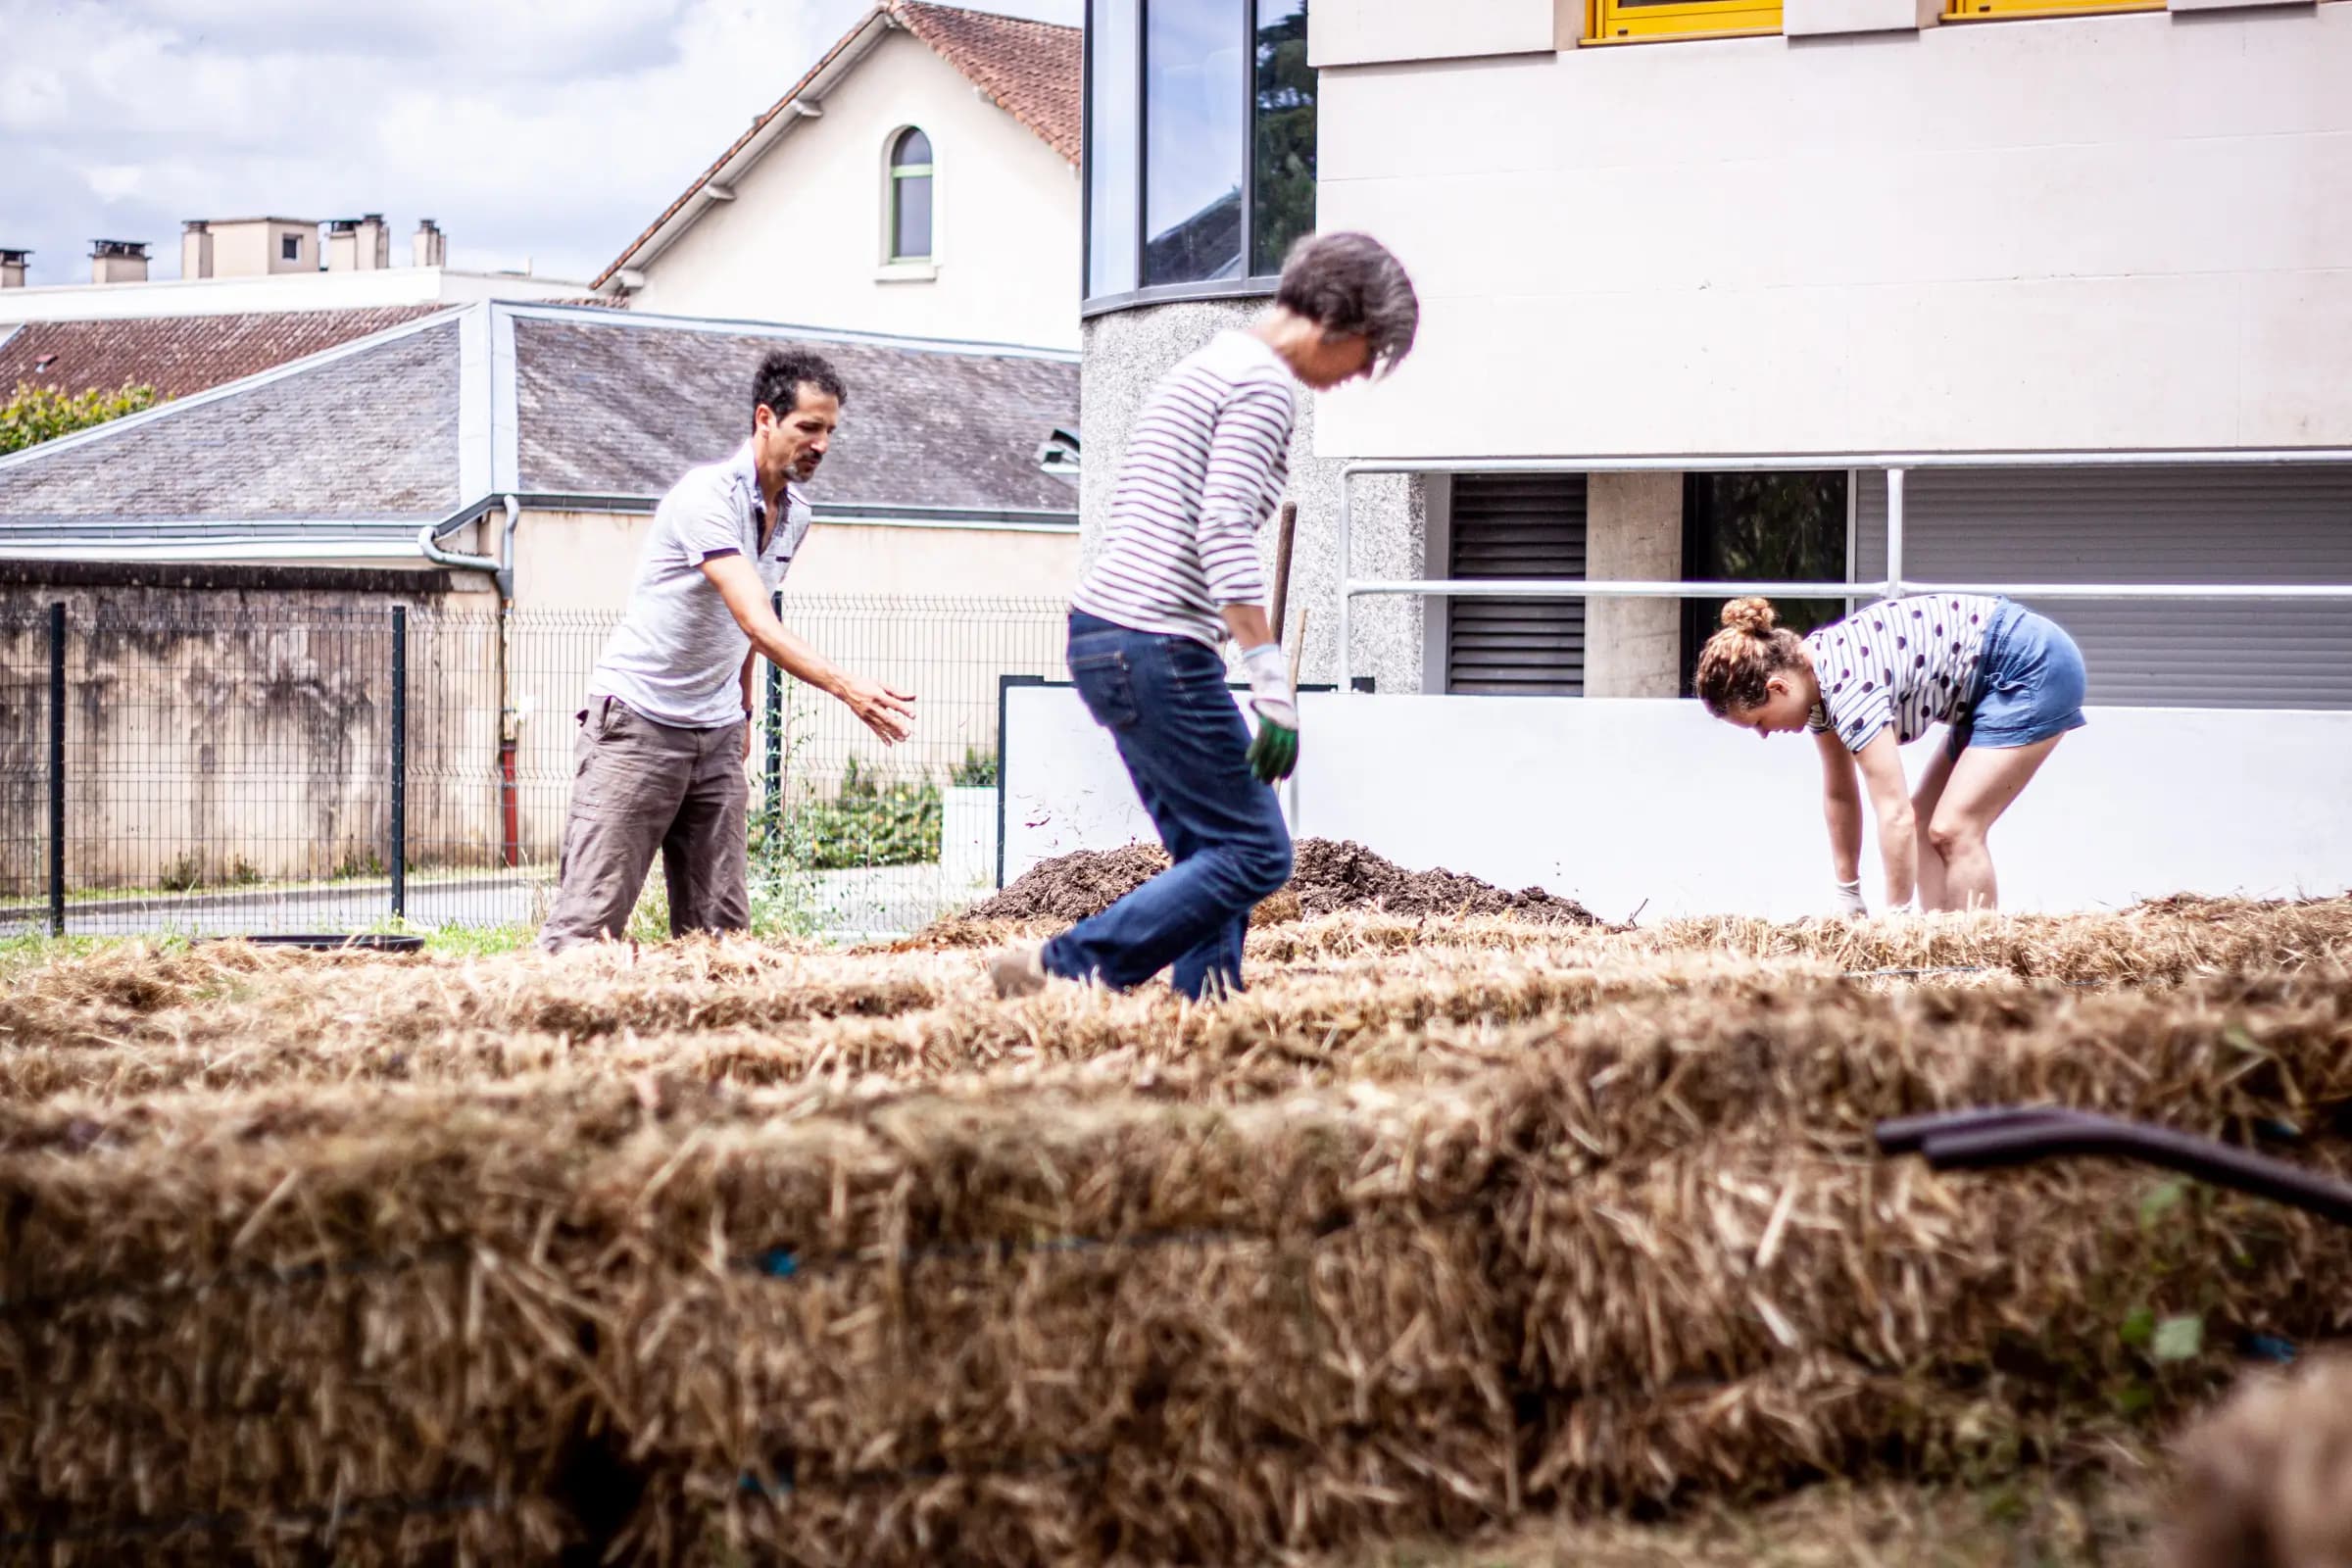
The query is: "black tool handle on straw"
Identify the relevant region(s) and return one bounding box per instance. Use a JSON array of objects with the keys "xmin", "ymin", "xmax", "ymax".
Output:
[{"xmin": 1878, "ymin": 1107, "xmax": 2352, "ymax": 1229}]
